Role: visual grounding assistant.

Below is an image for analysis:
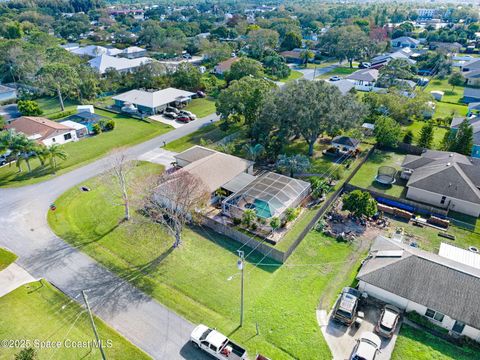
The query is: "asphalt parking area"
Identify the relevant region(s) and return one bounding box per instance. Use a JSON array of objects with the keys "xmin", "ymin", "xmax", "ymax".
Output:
[{"xmin": 318, "ymin": 301, "xmax": 400, "ymax": 360}]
